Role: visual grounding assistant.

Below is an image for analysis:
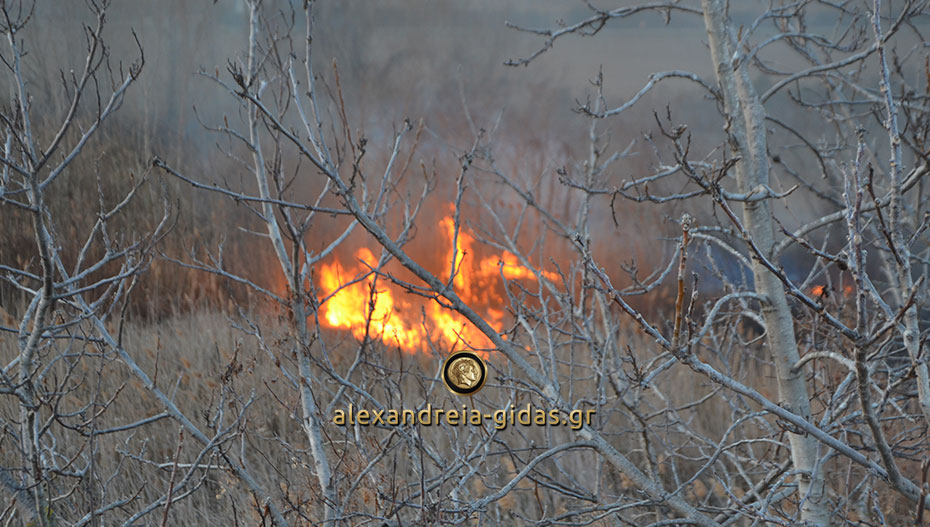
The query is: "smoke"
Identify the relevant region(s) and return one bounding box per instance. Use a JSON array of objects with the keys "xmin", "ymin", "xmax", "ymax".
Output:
[{"xmin": 11, "ymin": 0, "xmax": 886, "ymax": 313}]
